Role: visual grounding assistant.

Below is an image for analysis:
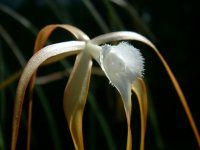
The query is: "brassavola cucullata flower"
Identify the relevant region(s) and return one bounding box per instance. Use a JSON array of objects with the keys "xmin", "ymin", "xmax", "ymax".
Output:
[
  {"xmin": 86, "ymin": 41, "xmax": 144, "ymax": 118},
  {"xmin": 12, "ymin": 24, "xmax": 199, "ymax": 150}
]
